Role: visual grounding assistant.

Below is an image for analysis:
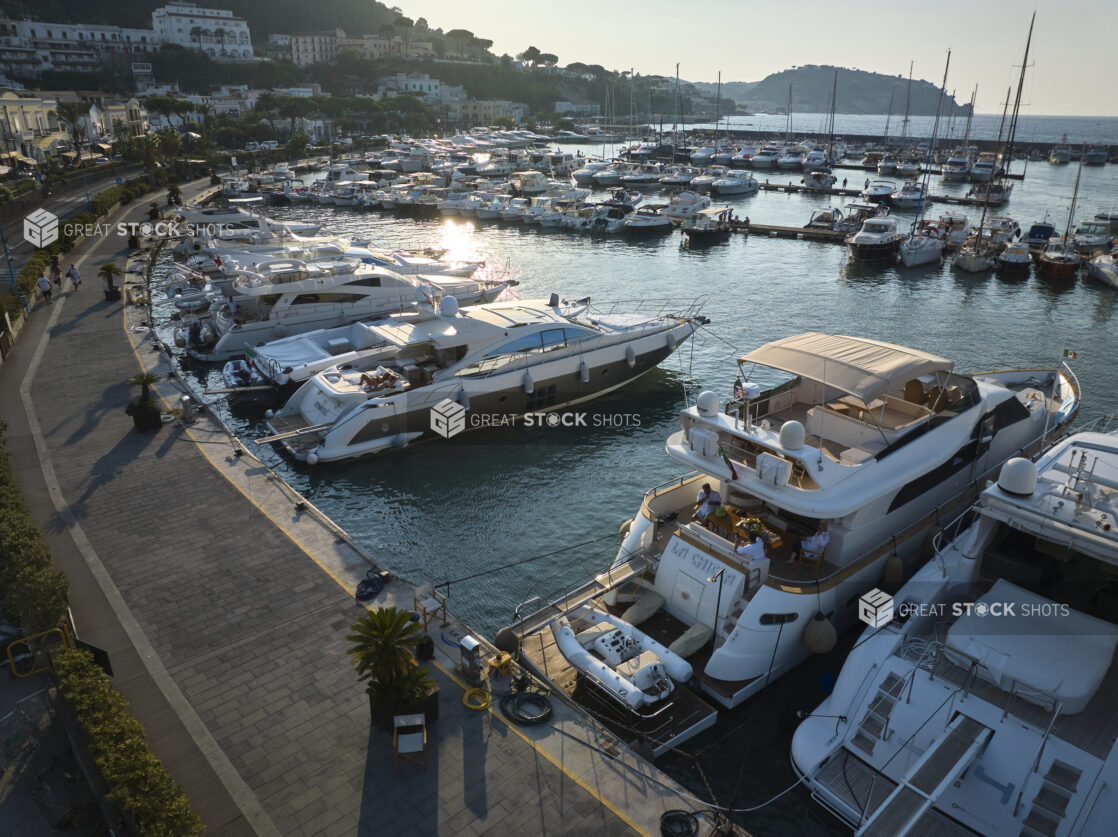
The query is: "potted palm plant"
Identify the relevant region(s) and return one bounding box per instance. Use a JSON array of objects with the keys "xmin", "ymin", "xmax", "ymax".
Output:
[
  {"xmin": 126, "ymin": 371, "xmax": 163, "ymax": 432},
  {"xmin": 98, "ymin": 262, "xmax": 122, "ymax": 301},
  {"xmin": 347, "ymin": 607, "xmax": 438, "ymax": 730}
]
